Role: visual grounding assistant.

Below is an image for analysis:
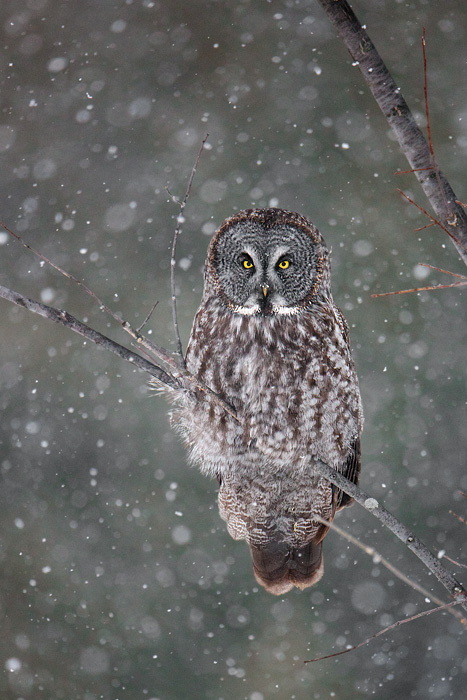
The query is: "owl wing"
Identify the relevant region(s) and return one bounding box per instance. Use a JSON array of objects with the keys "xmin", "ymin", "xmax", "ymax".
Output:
[
  {"xmin": 334, "ymin": 436, "xmax": 361, "ymax": 510},
  {"xmin": 328, "ymin": 306, "xmax": 362, "ymax": 510},
  {"xmin": 333, "ymin": 304, "xmax": 351, "ymax": 345}
]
